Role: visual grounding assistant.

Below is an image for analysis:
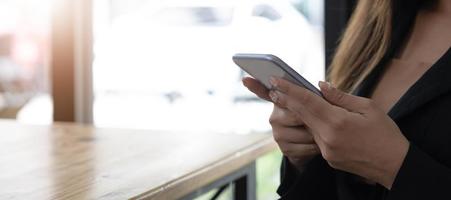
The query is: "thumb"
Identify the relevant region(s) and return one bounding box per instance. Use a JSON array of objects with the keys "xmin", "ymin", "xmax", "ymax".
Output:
[{"xmin": 318, "ymin": 81, "xmax": 370, "ymax": 112}]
